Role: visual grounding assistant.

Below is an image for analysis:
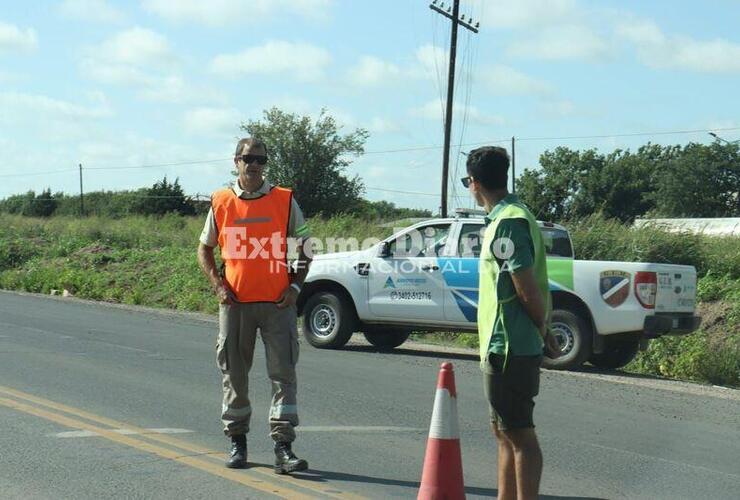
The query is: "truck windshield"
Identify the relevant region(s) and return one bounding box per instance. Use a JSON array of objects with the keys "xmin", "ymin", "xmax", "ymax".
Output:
[{"xmin": 542, "ymin": 227, "xmax": 573, "ymax": 258}]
